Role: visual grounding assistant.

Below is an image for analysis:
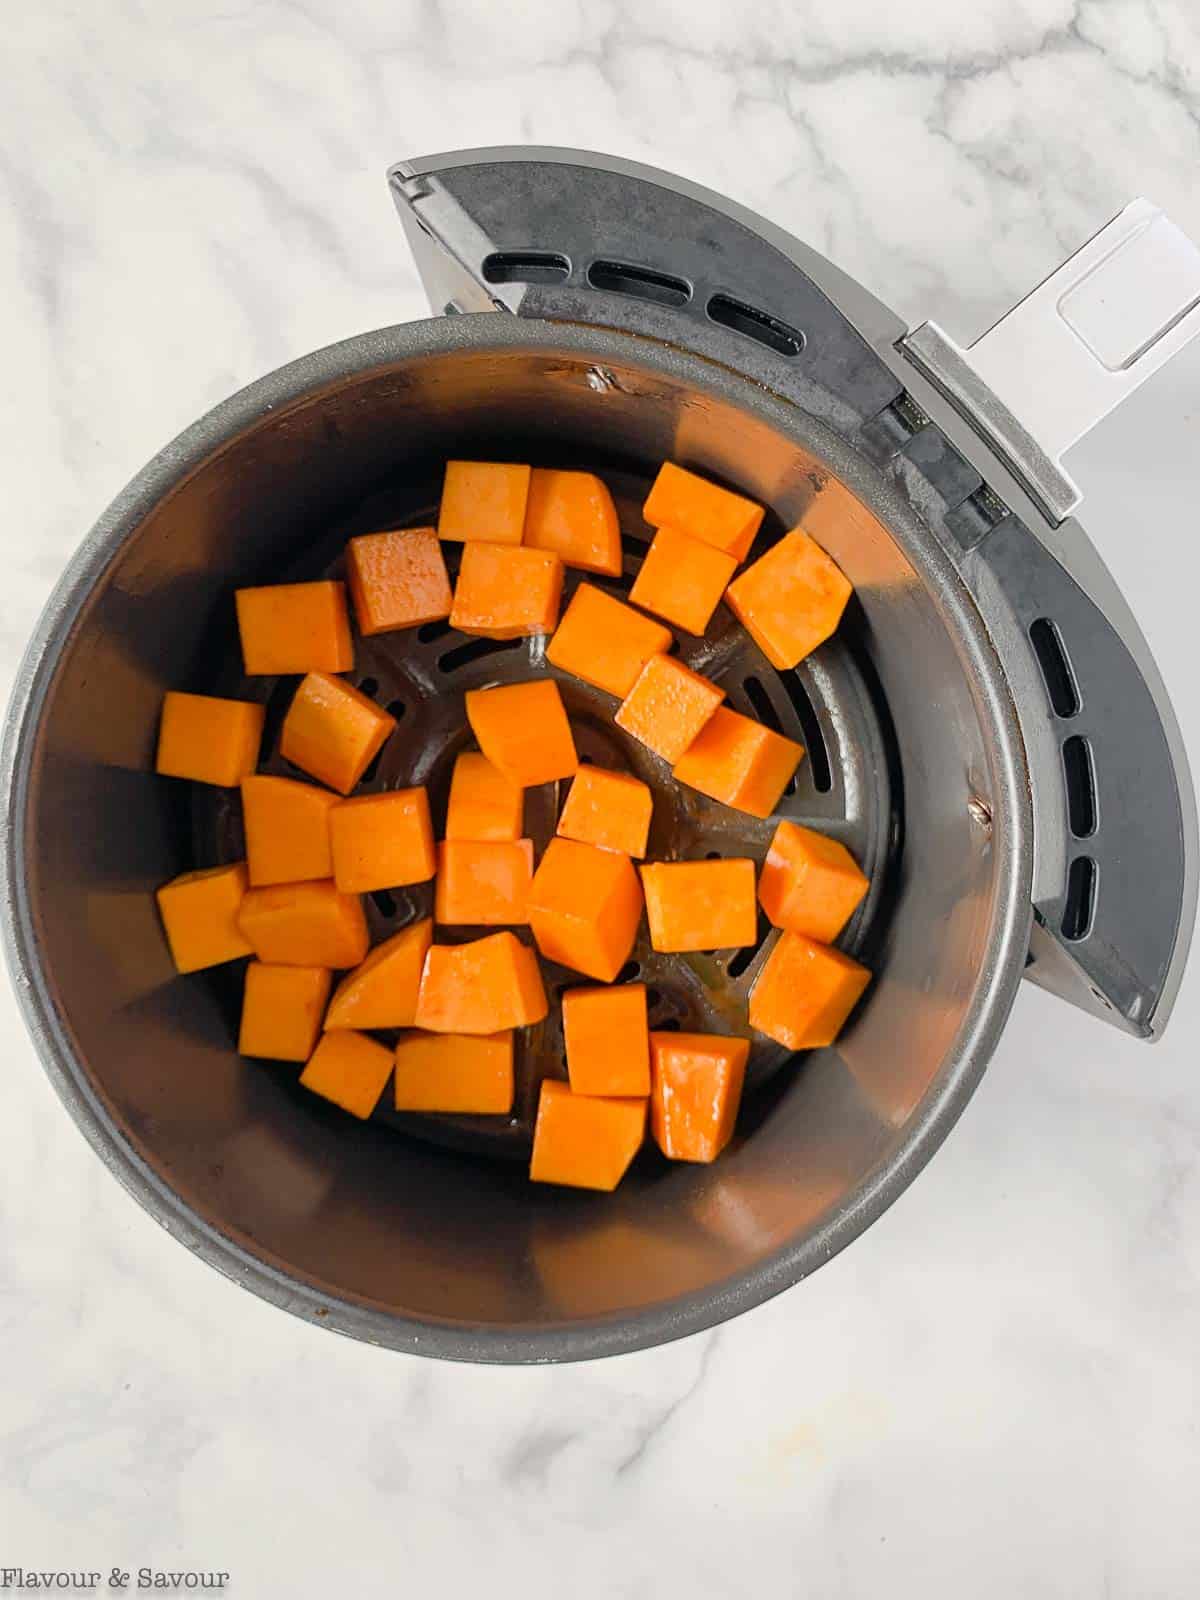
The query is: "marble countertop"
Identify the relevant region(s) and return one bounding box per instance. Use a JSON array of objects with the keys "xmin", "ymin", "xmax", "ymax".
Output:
[{"xmin": 4, "ymin": 1, "xmax": 1200, "ymax": 1595}]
